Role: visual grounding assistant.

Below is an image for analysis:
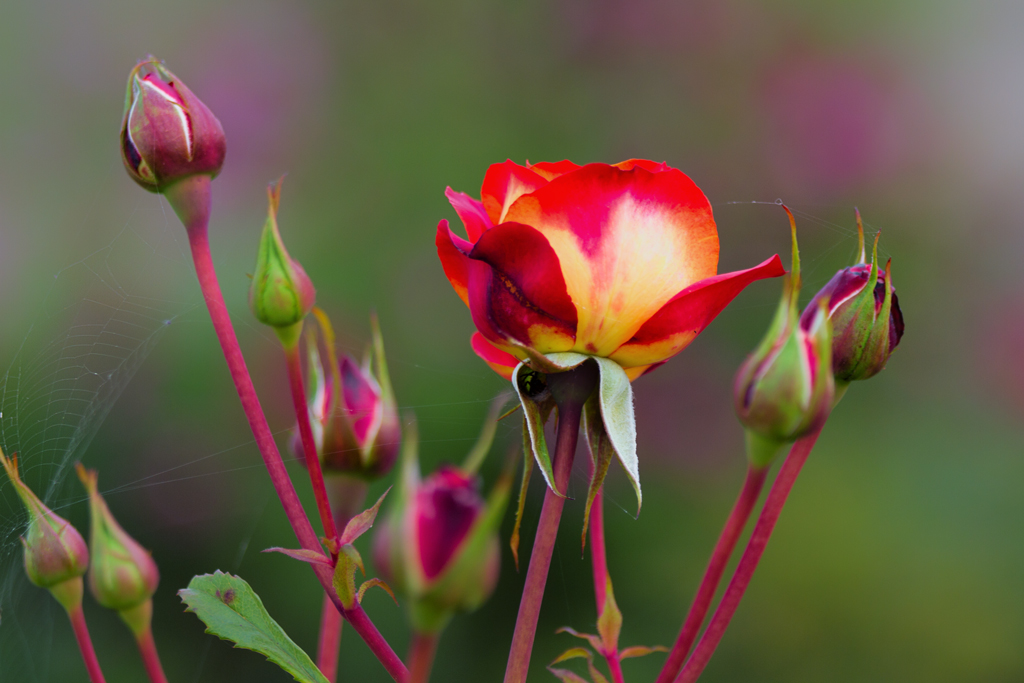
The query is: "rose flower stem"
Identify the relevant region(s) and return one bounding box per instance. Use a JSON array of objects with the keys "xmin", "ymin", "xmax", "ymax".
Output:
[
  {"xmin": 317, "ymin": 480, "xmax": 369, "ymax": 681},
  {"xmin": 167, "ymin": 177, "xmax": 407, "ymax": 682},
  {"xmin": 589, "ymin": 488, "xmax": 625, "ymax": 683},
  {"xmin": 673, "ymin": 428, "xmax": 823, "ymax": 683},
  {"xmin": 407, "ymin": 631, "xmax": 441, "ymax": 683},
  {"xmin": 134, "ymin": 625, "xmax": 169, "ymax": 683},
  {"xmin": 503, "ymin": 396, "xmax": 585, "ymax": 683},
  {"xmin": 283, "ymin": 342, "xmax": 339, "ymax": 547},
  {"xmin": 654, "ymin": 464, "xmax": 768, "ymax": 683},
  {"xmin": 67, "ymin": 605, "xmax": 107, "ymax": 683}
]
